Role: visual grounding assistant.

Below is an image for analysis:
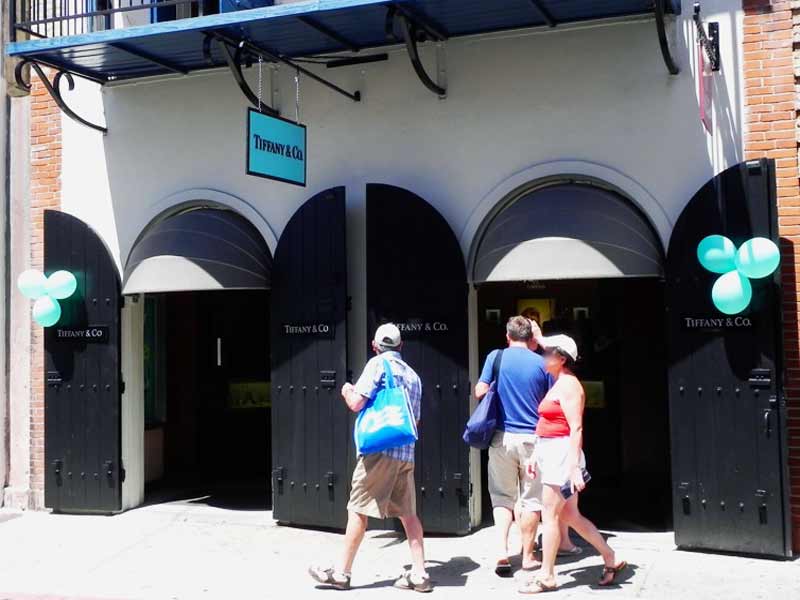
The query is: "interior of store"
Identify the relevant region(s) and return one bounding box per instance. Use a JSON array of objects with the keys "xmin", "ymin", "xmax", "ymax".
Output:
[
  {"xmin": 477, "ymin": 278, "xmax": 672, "ymax": 531},
  {"xmin": 141, "ymin": 290, "xmax": 271, "ymax": 510}
]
